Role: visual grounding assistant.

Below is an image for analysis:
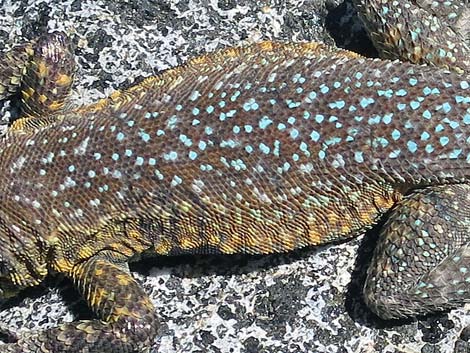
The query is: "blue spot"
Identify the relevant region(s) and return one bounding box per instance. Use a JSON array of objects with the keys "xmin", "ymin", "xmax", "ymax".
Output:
[
  {"xmin": 368, "ymin": 115, "xmax": 381, "ymax": 124},
  {"xmin": 354, "ymin": 151, "xmax": 364, "ymax": 163},
  {"xmin": 198, "ymin": 141, "xmax": 207, "ymax": 150},
  {"xmin": 112, "ymin": 153, "xmax": 119, "ymax": 161},
  {"xmin": 455, "ymin": 96, "xmax": 470, "ymax": 103},
  {"xmin": 179, "ymin": 134, "xmax": 192, "ymax": 147},
  {"xmin": 205, "ymin": 126, "xmax": 213, "ymax": 135},
  {"xmin": 164, "ymin": 151, "xmax": 178, "ymax": 161},
  {"xmin": 218, "ymin": 100, "xmax": 226, "ymax": 108},
  {"xmin": 112, "ymin": 170, "xmax": 122, "ymax": 178},
  {"xmin": 127, "ymin": 120, "xmax": 135, "ymax": 127},
  {"xmin": 154, "ymin": 170, "xmax": 164, "ymax": 180},
  {"xmin": 220, "ymin": 139, "xmax": 238, "ymax": 148},
  {"xmin": 149, "ymin": 158, "xmax": 156, "ymax": 165},
  {"xmin": 288, "ymin": 116, "xmax": 296, "ymax": 125},
  {"xmin": 135, "ymin": 156, "xmax": 144, "ymax": 165},
  {"xmin": 68, "ymin": 165, "xmax": 75, "ymax": 172},
  {"xmin": 259, "ymin": 116, "xmax": 273, "ymax": 129},
  {"xmin": 423, "ymin": 110, "xmax": 432, "ymax": 119},
  {"xmin": 292, "ymin": 73, "xmax": 302, "ymax": 83},
  {"xmin": 425, "ymin": 144, "xmax": 434, "ymax": 153},
  {"xmin": 391, "ymin": 129, "xmax": 401, "ymax": 140},
  {"xmin": 286, "ymin": 99, "xmax": 301, "ymax": 109},
  {"xmin": 374, "ymin": 137, "xmax": 389, "ymax": 148},
  {"xmin": 259, "ymin": 143, "xmax": 270, "ymax": 154},
  {"xmin": 94, "ymin": 152, "xmax": 101, "ymax": 160},
  {"xmin": 125, "ymin": 149, "xmax": 133, "ymax": 157},
  {"xmin": 461, "ymin": 81, "xmax": 469, "ymax": 89},
  {"xmin": 328, "ymin": 100, "xmax": 345, "ymax": 109},
  {"xmin": 243, "ymin": 98, "xmax": 259, "ymax": 111},
  {"xmin": 464, "ymin": 113, "xmax": 470, "ymax": 125},
  {"xmin": 192, "ymin": 107, "xmax": 200, "ymax": 115},
  {"xmin": 450, "ymin": 149, "xmax": 462, "ymax": 158},
  {"xmin": 382, "ymin": 113, "xmax": 393, "ymax": 124},
  {"xmin": 355, "ymin": 72, "xmax": 363, "ymax": 80},
  {"xmin": 175, "ymin": 104, "xmax": 183, "ymax": 111},
  {"xmin": 440, "ymin": 136, "xmax": 449, "ymax": 146},
  {"xmin": 320, "ymin": 85, "xmax": 329, "ymax": 94},
  {"xmin": 407, "ymin": 141, "xmax": 418, "ymax": 153},
  {"xmin": 435, "ymin": 124, "xmax": 444, "ymax": 132},
  {"xmin": 395, "ymin": 89, "xmax": 407, "ymax": 96},
  {"xmin": 277, "ymin": 123, "xmax": 286, "ymax": 131},
  {"xmin": 116, "ymin": 132, "xmax": 125, "ymax": 141},
  {"xmin": 303, "ymin": 111, "xmax": 310, "ymax": 119},
  {"xmin": 233, "ymin": 125, "xmax": 241, "ymax": 134},
  {"xmin": 190, "ymin": 90, "xmax": 200, "ymax": 101},
  {"xmin": 310, "ymin": 130, "xmax": 320, "ymax": 142},
  {"xmin": 410, "ymin": 101, "xmax": 420, "ymax": 110},
  {"xmin": 226, "ymin": 109, "xmax": 236, "ymax": 118},
  {"xmin": 139, "ymin": 131, "xmax": 151, "ymax": 142},
  {"xmin": 171, "ymin": 175, "xmax": 182, "ymax": 187},
  {"xmin": 167, "ymin": 115, "xmax": 183, "ymax": 131},
  {"xmin": 420, "ymin": 131, "xmax": 430, "ymax": 140},
  {"xmin": 244, "ymin": 125, "xmax": 253, "ymax": 133},
  {"xmin": 315, "ymin": 114, "xmax": 324, "ymax": 123},
  {"xmin": 409, "ymin": 78, "xmax": 418, "ymax": 86},
  {"xmin": 245, "ymin": 145, "xmax": 253, "ymax": 153},
  {"xmin": 188, "ymin": 151, "xmax": 198, "ymax": 160},
  {"xmin": 290, "ymin": 129, "xmax": 299, "ymax": 139},
  {"xmin": 230, "ymin": 90, "xmax": 241, "ymax": 101},
  {"xmin": 157, "ymin": 129, "xmax": 165, "ymax": 136},
  {"xmin": 389, "ymin": 149, "xmax": 400, "ymax": 158},
  {"xmin": 306, "ymin": 91, "xmax": 317, "ymax": 102},
  {"xmin": 377, "ymin": 89, "xmax": 393, "ymax": 98},
  {"xmin": 397, "ymin": 103, "xmax": 407, "ymax": 111},
  {"xmin": 360, "ymin": 97, "xmax": 375, "ymax": 108},
  {"xmin": 444, "ymin": 118, "xmax": 459, "ymax": 129},
  {"xmin": 440, "ymin": 102, "xmax": 452, "ymax": 113},
  {"xmin": 206, "ymin": 105, "xmax": 214, "ymax": 114}
]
